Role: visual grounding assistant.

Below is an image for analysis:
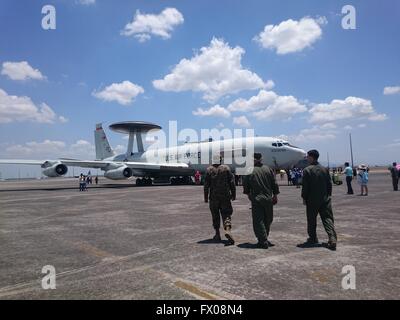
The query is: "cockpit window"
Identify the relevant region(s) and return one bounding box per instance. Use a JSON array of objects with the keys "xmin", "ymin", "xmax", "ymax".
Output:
[
  {"xmin": 272, "ymin": 143, "xmax": 277, "ymax": 147},
  {"xmin": 283, "ymin": 142, "xmax": 289, "ymax": 146},
  {"xmin": 277, "ymin": 143, "xmax": 283, "ymax": 147}
]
